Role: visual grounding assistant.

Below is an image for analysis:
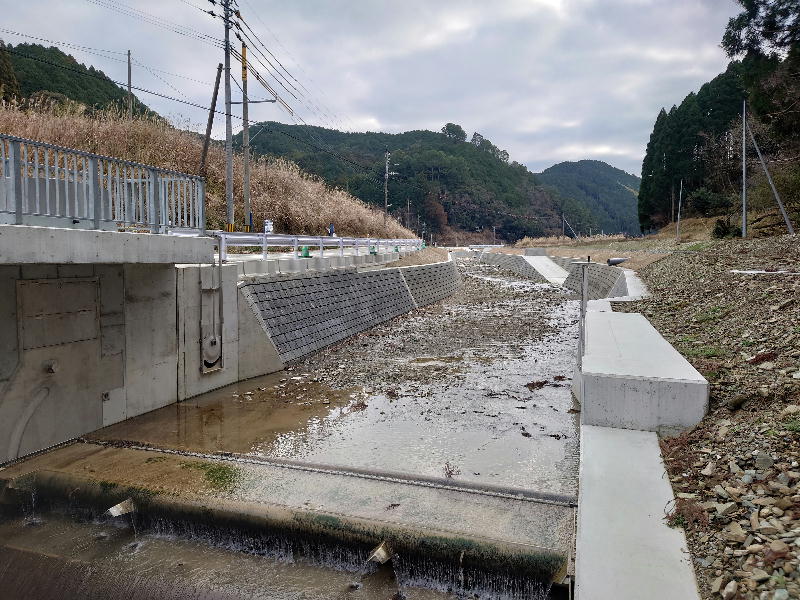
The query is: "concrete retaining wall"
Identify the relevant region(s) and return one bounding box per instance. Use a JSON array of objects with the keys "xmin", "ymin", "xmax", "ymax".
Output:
[
  {"xmin": 0, "ymin": 263, "xmax": 179, "ymax": 462},
  {"xmin": 563, "ymin": 262, "xmax": 627, "ymax": 300},
  {"xmin": 479, "ymin": 253, "xmax": 547, "ymax": 282},
  {"xmin": 241, "ymin": 259, "xmax": 462, "ymax": 364},
  {"xmin": 400, "ymin": 260, "xmax": 461, "ymax": 307}
]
